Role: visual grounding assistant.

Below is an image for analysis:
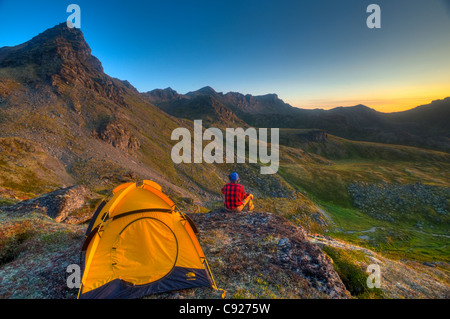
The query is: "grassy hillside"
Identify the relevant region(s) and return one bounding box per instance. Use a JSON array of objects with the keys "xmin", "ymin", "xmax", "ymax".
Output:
[
  {"xmin": 276, "ymin": 131, "xmax": 450, "ymax": 261},
  {"xmin": 0, "ymin": 137, "xmax": 74, "ymax": 199}
]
